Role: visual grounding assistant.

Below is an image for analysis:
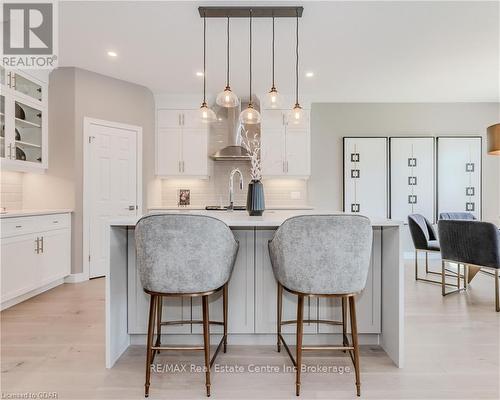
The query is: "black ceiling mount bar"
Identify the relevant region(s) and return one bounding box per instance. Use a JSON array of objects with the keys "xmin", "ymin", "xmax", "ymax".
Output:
[{"xmin": 198, "ymin": 6, "xmax": 303, "ymax": 18}]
